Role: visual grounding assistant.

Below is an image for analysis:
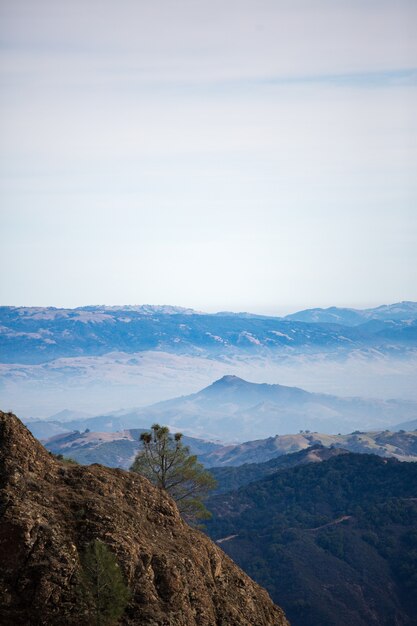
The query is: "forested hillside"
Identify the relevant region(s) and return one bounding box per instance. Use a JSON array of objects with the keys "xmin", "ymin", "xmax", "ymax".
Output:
[{"xmin": 205, "ymin": 454, "xmax": 417, "ymax": 626}]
